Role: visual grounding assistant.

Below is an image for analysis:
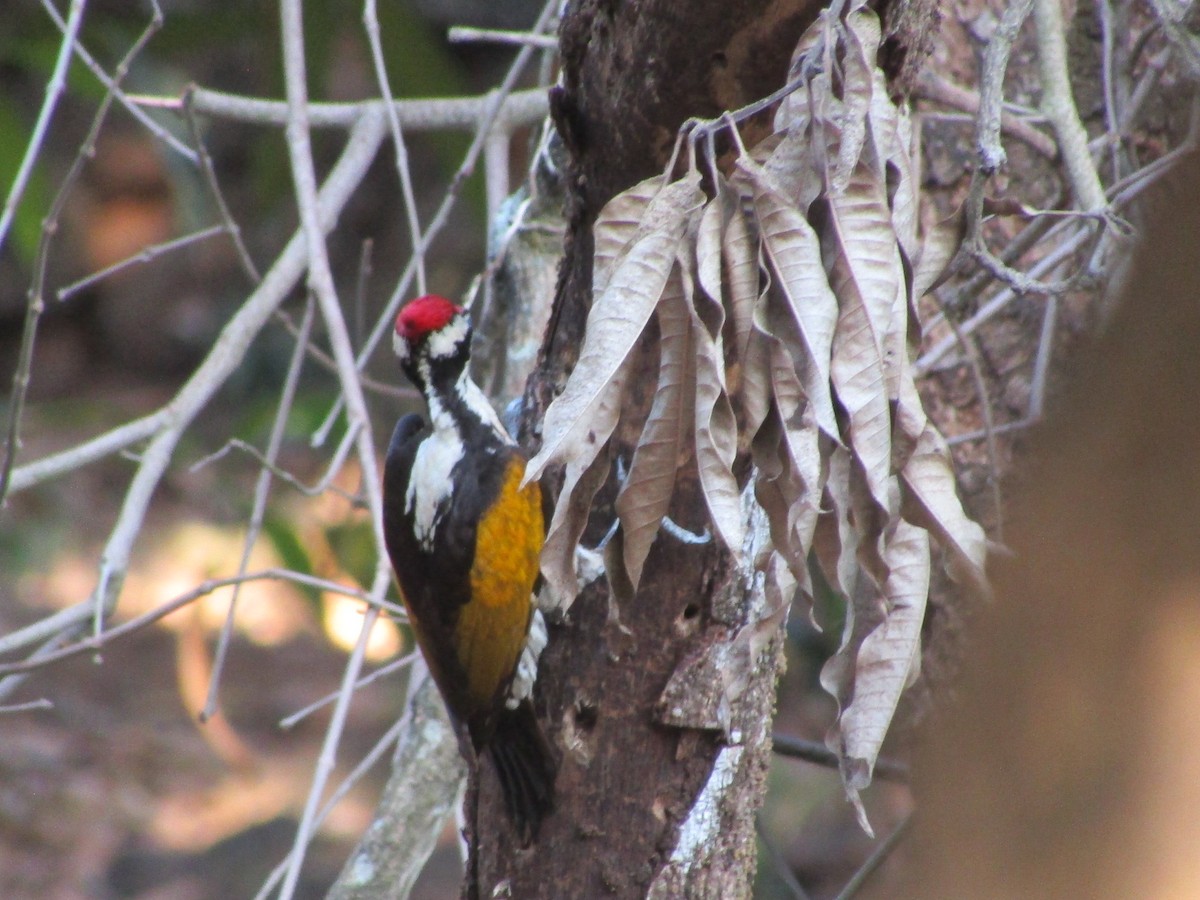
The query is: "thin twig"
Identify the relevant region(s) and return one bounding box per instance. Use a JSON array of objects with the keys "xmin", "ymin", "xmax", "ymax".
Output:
[
  {"xmin": 1096, "ymin": 0, "xmax": 1123, "ymax": 181},
  {"xmin": 448, "ymin": 26, "xmax": 559, "ymax": 49},
  {"xmin": 831, "ymin": 812, "xmax": 913, "ymax": 900},
  {"xmin": 0, "ymin": 0, "xmax": 87, "ymax": 260},
  {"xmin": 772, "ymin": 733, "xmax": 910, "ymax": 783},
  {"xmin": 363, "ymin": 0, "xmax": 427, "ymax": 295},
  {"xmin": 917, "ymin": 226, "xmax": 1091, "ymax": 375},
  {"xmin": 277, "ymin": 0, "xmax": 395, "ymax": 890},
  {"xmin": 1034, "ymin": 0, "xmax": 1108, "ymax": 211},
  {"xmin": 755, "ymin": 815, "xmax": 814, "ymax": 900},
  {"xmin": 1, "ymin": 109, "xmax": 387, "ymax": 658},
  {"xmin": 201, "ymin": 296, "xmax": 316, "ymax": 722},
  {"xmin": 279, "ymin": 650, "xmax": 419, "ymax": 730},
  {"xmin": 278, "ymin": 602, "xmax": 379, "ymax": 900},
  {"xmin": 0, "ymin": 699, "xmax": 54, "ymax": 715},
  {"xmin": 932, "ymin": 292, "xmax": 1005, "ymax": 541},
  {"xmin": 180, "ymin": 86, "xmax": 548, "ymax": 132},
  {"xmin": 255, "ymin": 714, "xmax": 410, "ymax": 900},
  {"xmin": 915, "ymin": 70, "xmax": 1058, "ymax": 160},
  {"xmin": 56, "ymin": 225, "xmax": 229, "ymax": 302},
  {"xmin": 189, "ymin": 429, "xmax": 362, "ymax": 504},
  {"xmin": 37, "ymin": 0, "xmax": 196, "ymax": 163},
  {"xmin": 183, "ymin": 91, "xmax": 262, "ymax": 284},
  {"xmin": 271, "ymin": 308, "xmax": 417, "ymax": 401},
  {"xmin": 1, "ymin": 0, "xmax": 161, "ymax": 509},
  {"xmin": 0, "ymin": 569, "xmax": 383, "ymax": 676},
  {"xmin": 313, "ymin": 0, "xmax": 561, "ymax": 447}
]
